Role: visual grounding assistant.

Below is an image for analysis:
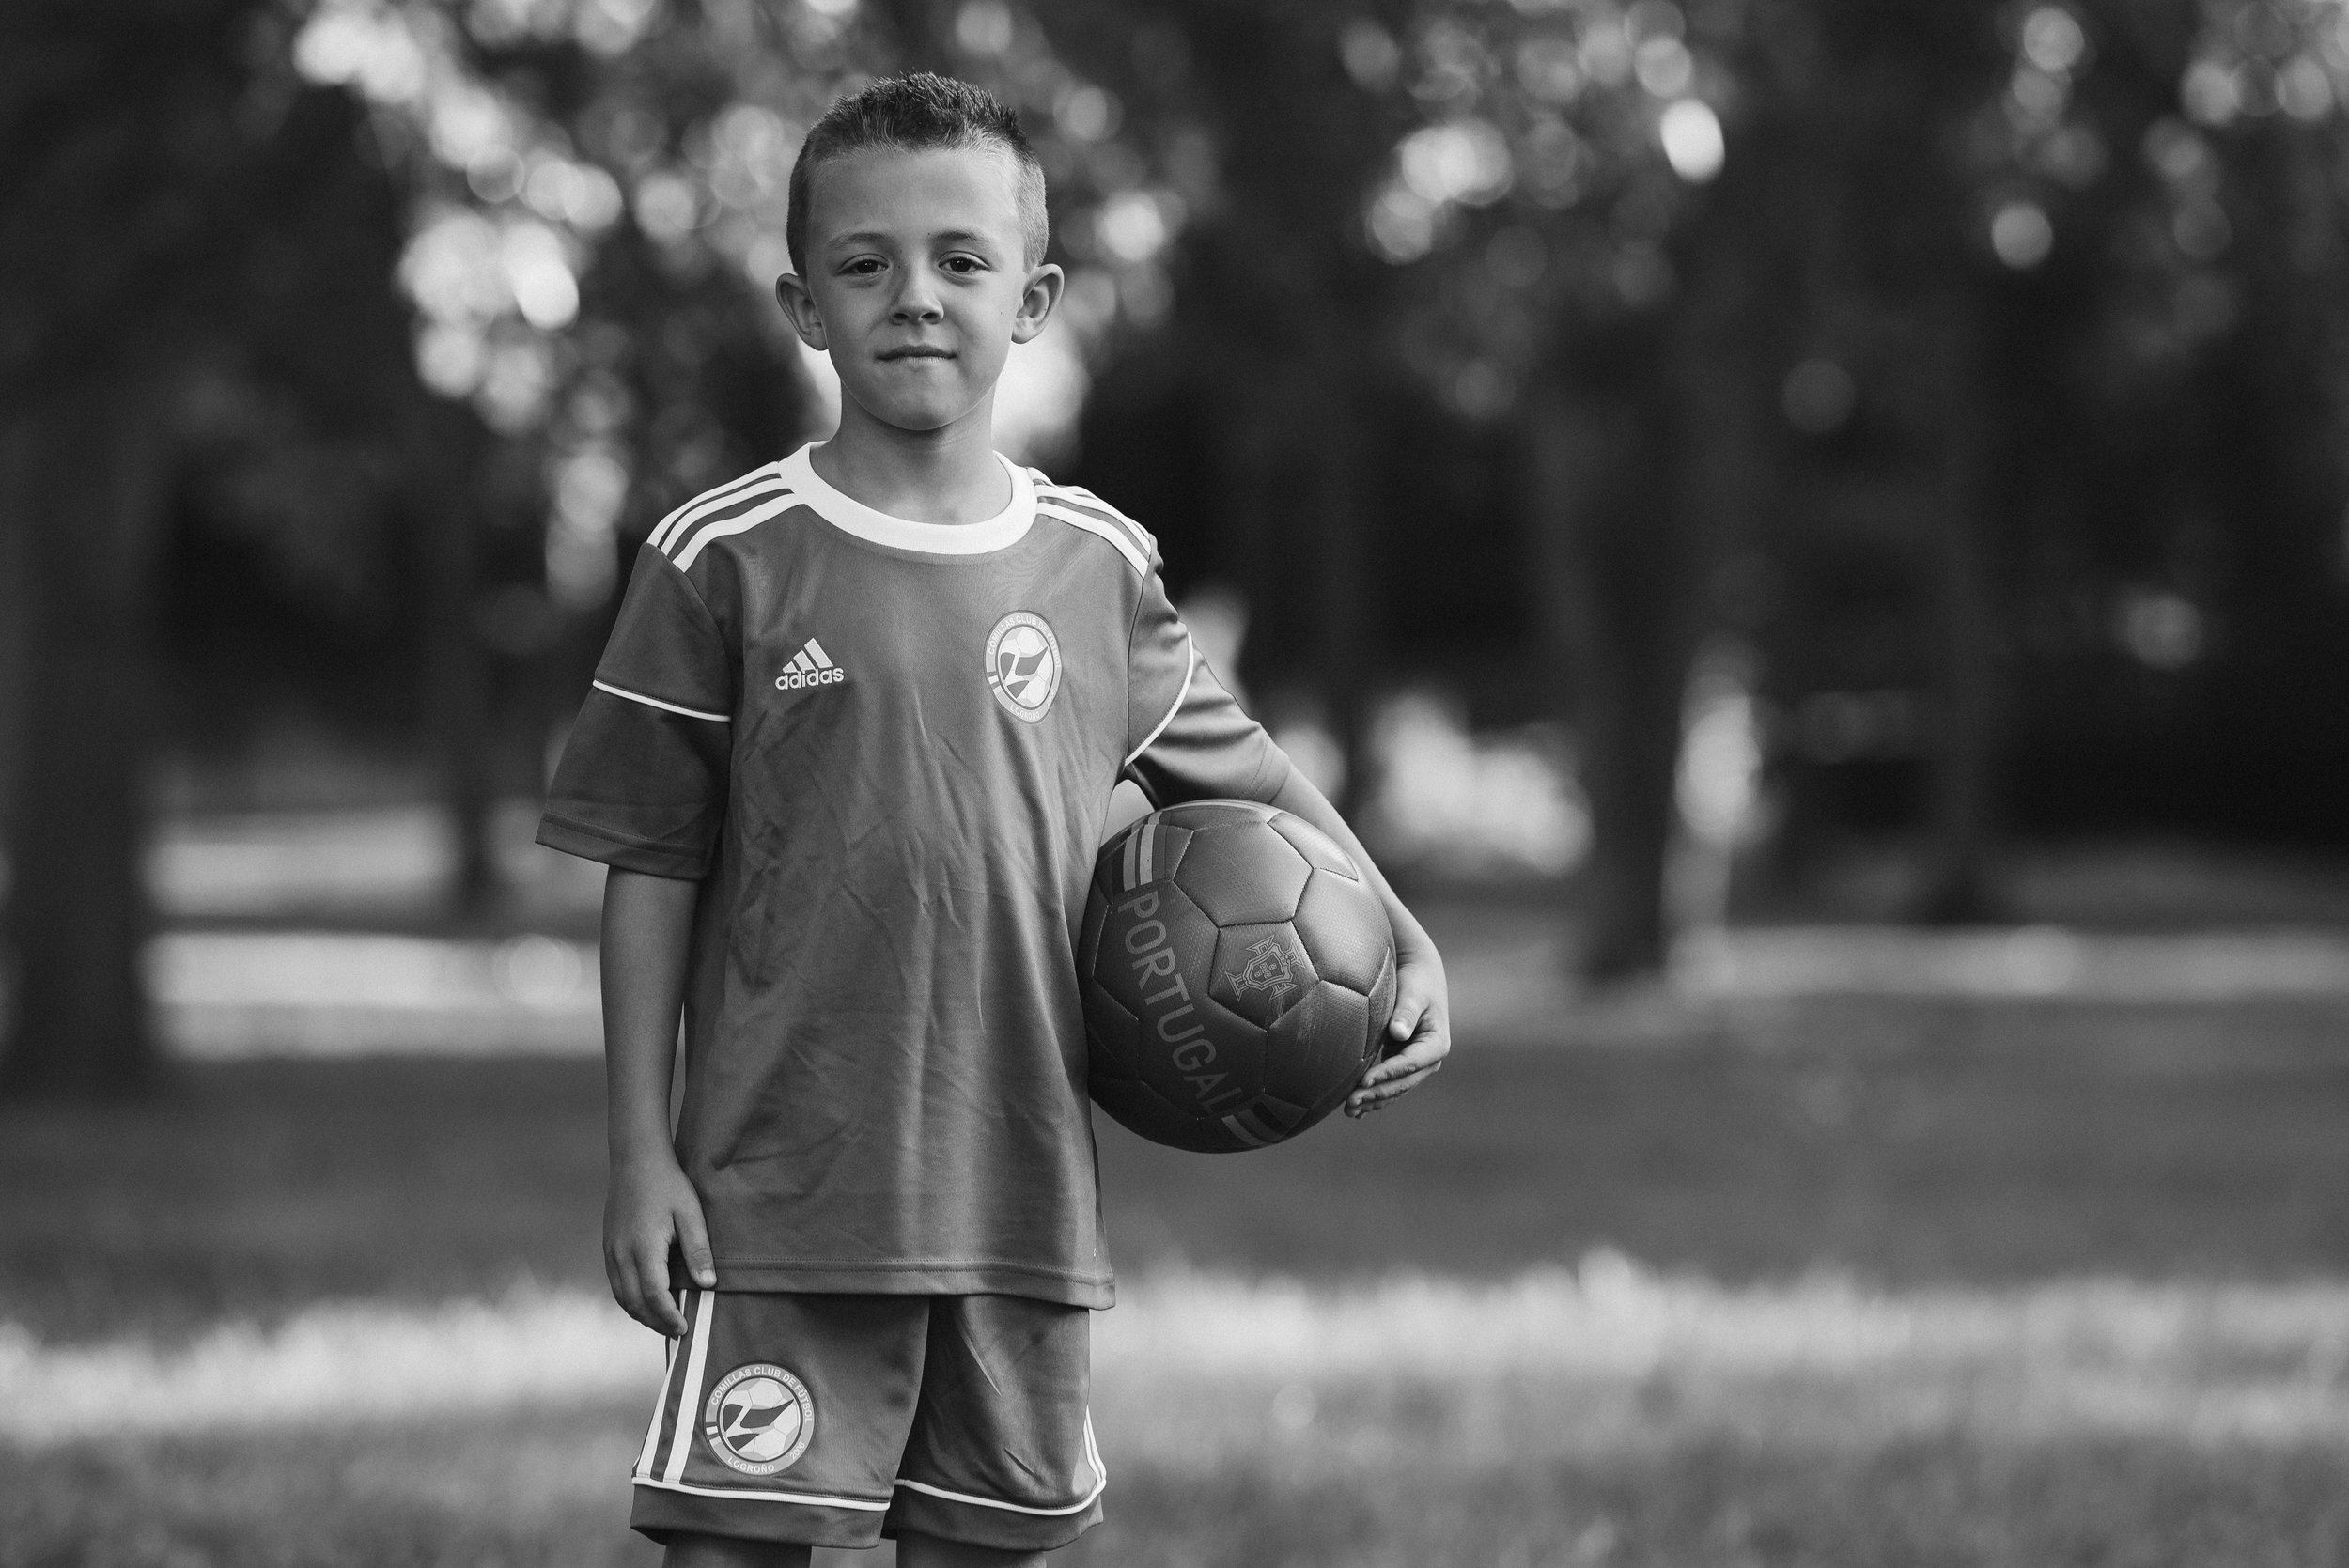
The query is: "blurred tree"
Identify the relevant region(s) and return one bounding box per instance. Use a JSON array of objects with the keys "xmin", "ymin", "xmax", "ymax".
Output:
[
  {"xmin": 0, "ymin": 0, "xmax": 272, "ymax": 1095},
  {"xmin": 1345, "ymin": 0, "xmax": 2349, "ymax": 963},
  {"xmin": 0, "ymin": 0, "xmax": 430, "ymax": 1094}
]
